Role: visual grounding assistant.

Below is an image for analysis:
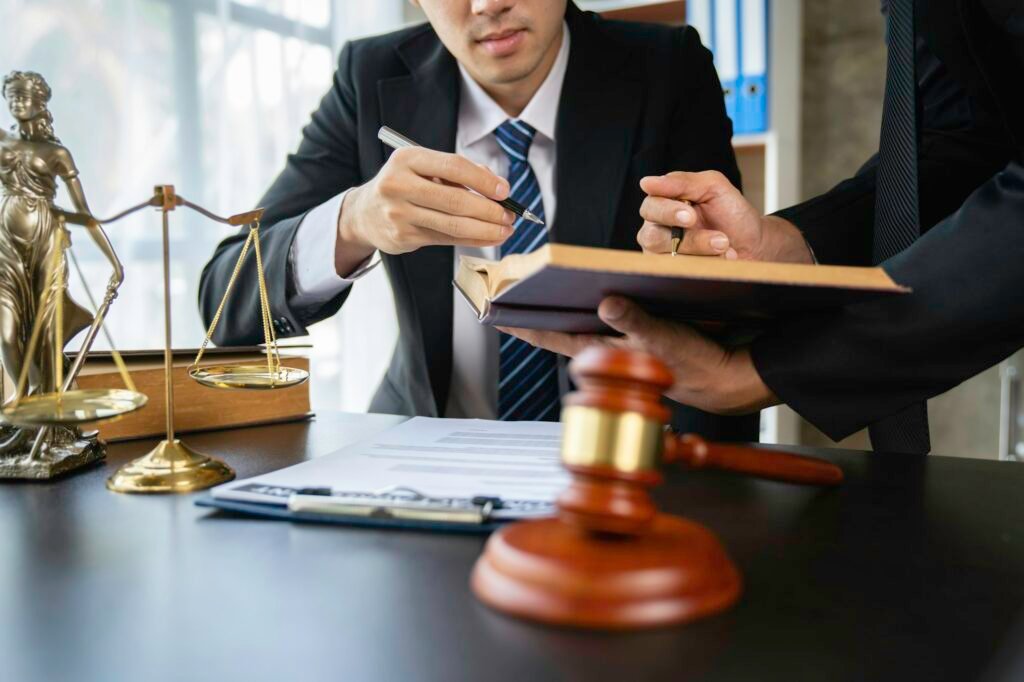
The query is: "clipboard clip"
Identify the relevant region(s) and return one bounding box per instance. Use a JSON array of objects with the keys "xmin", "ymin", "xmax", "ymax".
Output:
[{"xmin": 288, "ymin": 486, "xmax": 505, "ymax": 525}]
